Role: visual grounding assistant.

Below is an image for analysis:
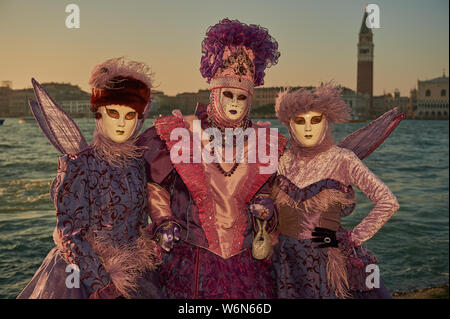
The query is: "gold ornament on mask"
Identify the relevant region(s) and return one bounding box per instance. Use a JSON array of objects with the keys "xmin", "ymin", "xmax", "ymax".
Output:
[{"xmin": 220, "ymin": 48, "xmax": 255, "ymax": 82}]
